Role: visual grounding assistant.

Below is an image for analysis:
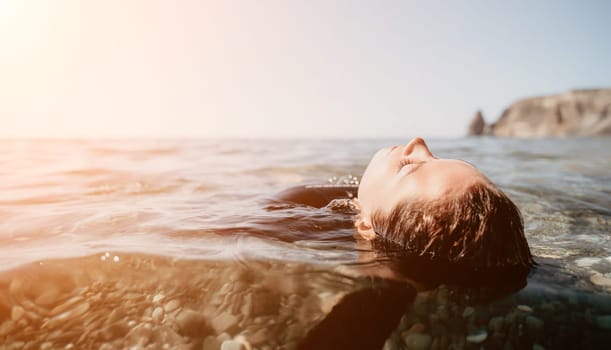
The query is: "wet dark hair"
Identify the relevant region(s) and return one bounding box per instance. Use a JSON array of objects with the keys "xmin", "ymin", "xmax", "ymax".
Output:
[{"xmin": 370, "ymin": 182, "xmax": 534, "ymax": 282}]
